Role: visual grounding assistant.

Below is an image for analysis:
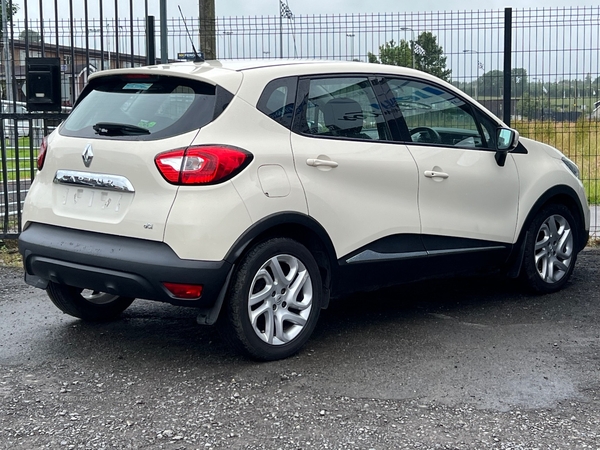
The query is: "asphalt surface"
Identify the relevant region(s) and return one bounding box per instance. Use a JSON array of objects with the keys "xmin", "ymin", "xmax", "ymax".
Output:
[{"xmin": 1, "ymin": 249, "xmax": 600, "ymax": 449}]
